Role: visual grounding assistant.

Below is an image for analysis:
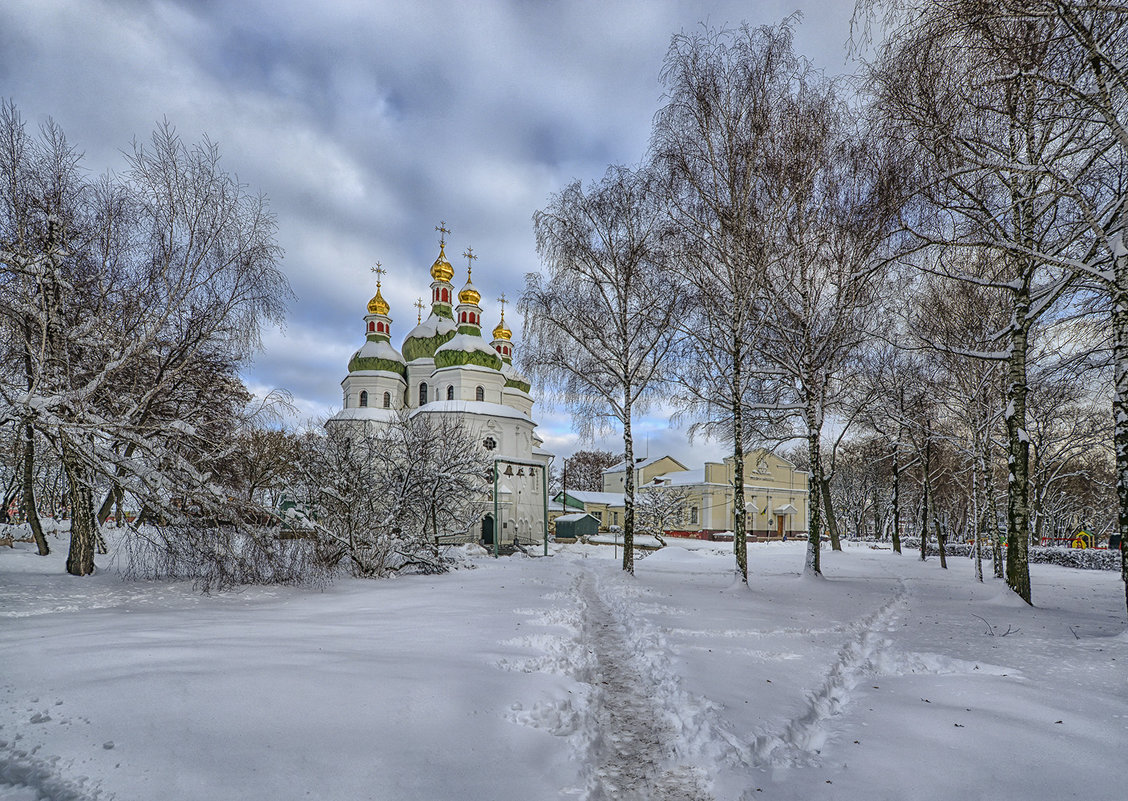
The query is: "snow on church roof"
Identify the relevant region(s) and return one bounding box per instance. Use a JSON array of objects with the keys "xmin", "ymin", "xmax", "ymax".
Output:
[
  {"xmin": 409, "ymin": 400, "xmax": 532, "ymax": 423},
  {"xmin": 355, "ymin": 338, "xmax": 405, "ymax": 364},
  {"xmin": 328, "ymin": 407, "xmax": 400, "ymax": 423},
  {"xmin": 404, "ymin": 313, "xmax": 457, "ymax": 342},
  {"xmin": 434, "ymin": 333, "xmax": 502, "ymax": 359}
]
